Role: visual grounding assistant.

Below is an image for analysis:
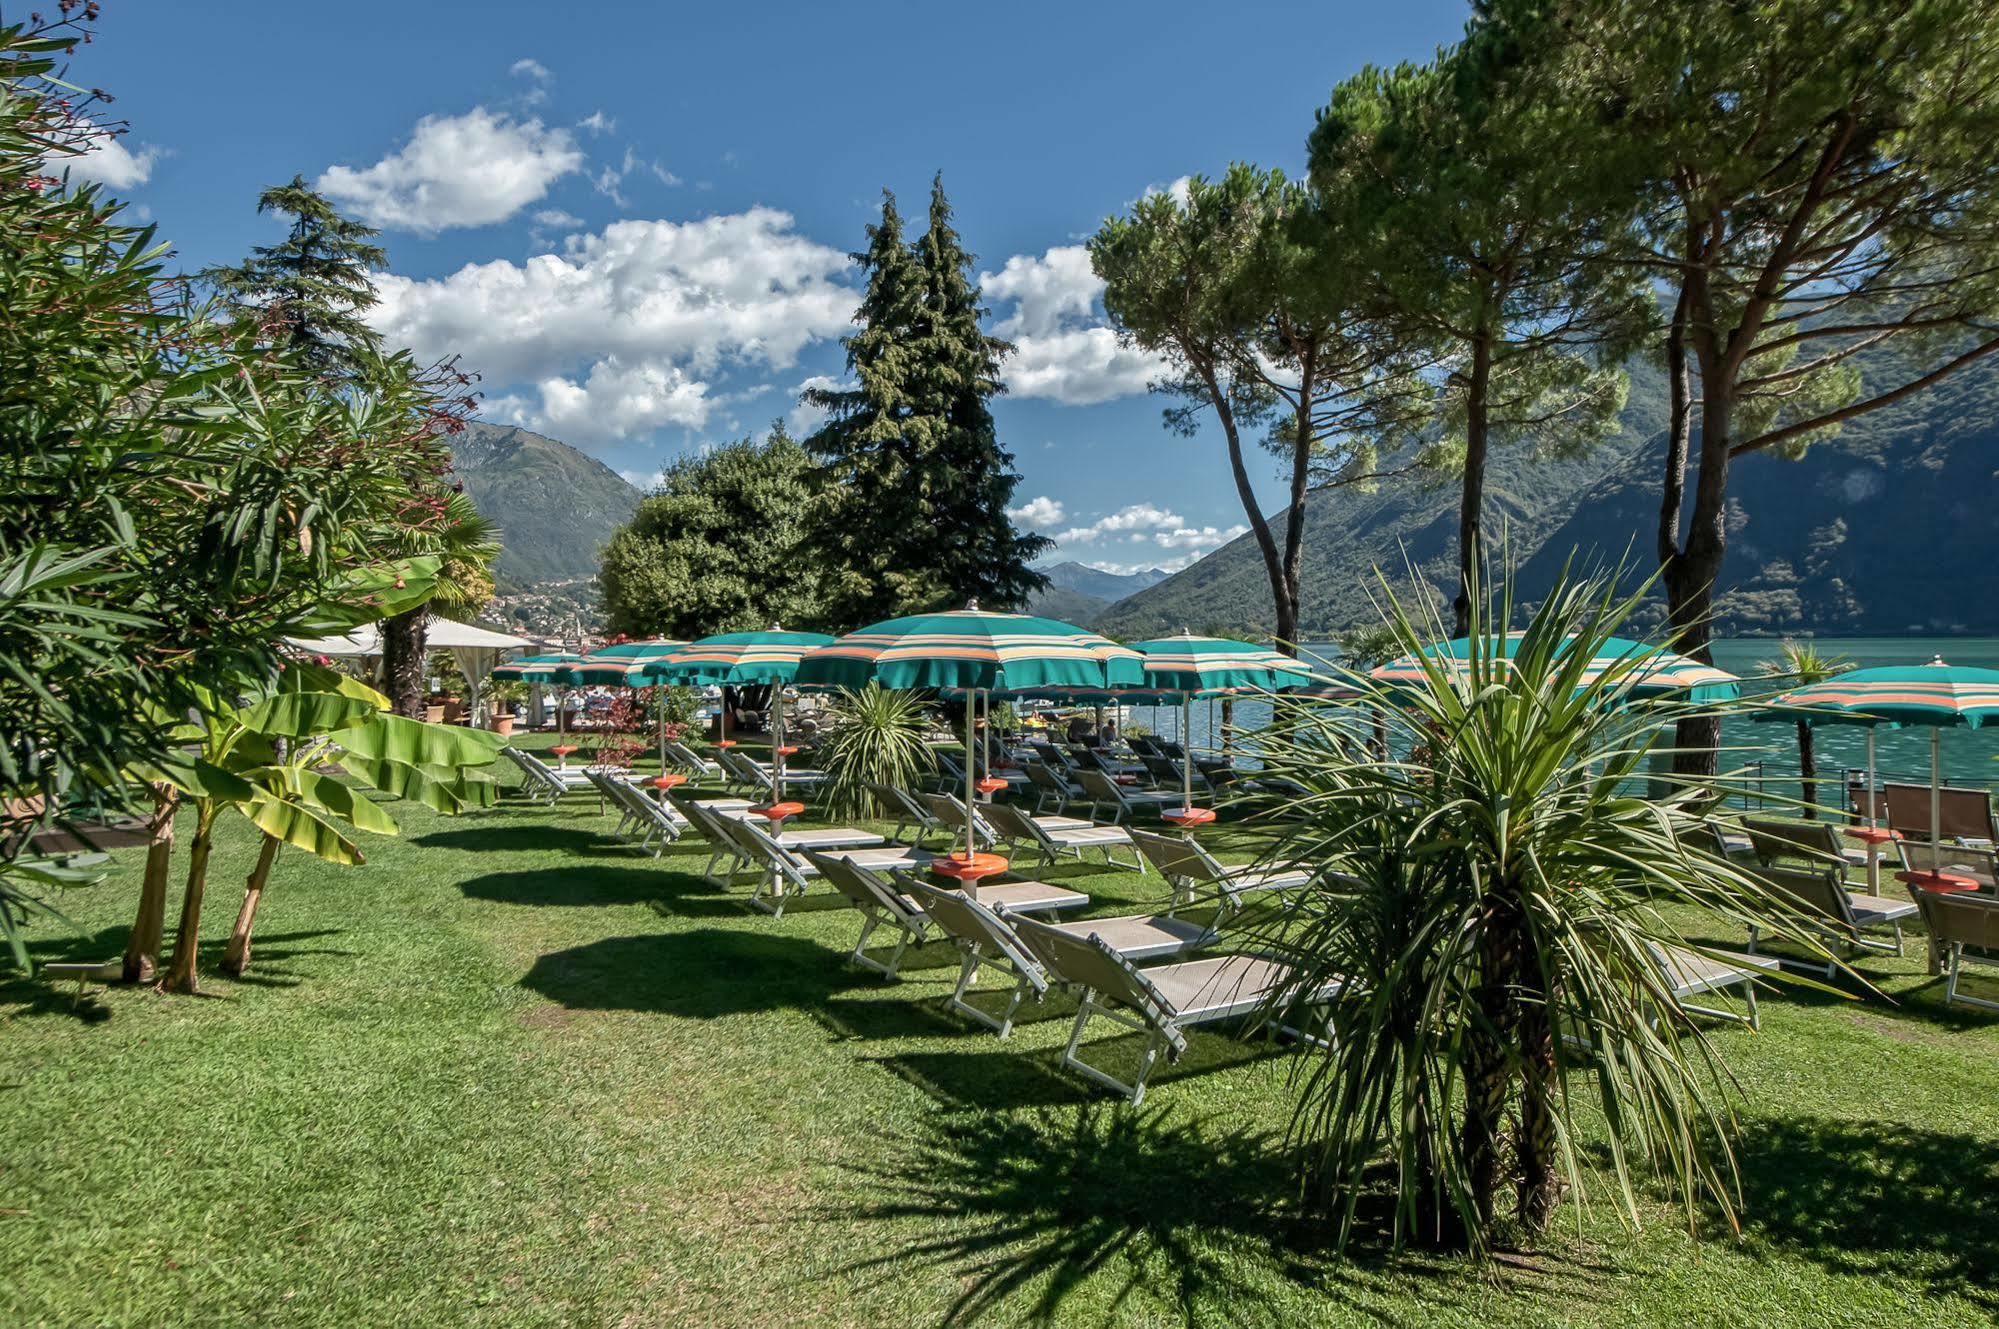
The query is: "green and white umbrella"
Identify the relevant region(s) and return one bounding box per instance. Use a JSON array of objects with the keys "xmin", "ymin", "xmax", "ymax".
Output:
[
  {"xmin": 796, "ymin": 604, "xmax": 1145, "ymax": 861},
  {"xmin": 642, "ymin": 630, "xmax": 837, "ymax": 798},
  {"xmin": 1372, "ymin": 632, "xmax": 1741, "ymax": 703},
  {"xmin": 1759, "ymin": 658, "xmax": 1999, "ymax": 879},
  {"xmin": 1134, "ymin": 633, "xmax": 1323, "ymax": 820},
  {"xmin": 490, "ymin": 653, "xmax": 590, "ymax": 754},
  {"xmin": 569, "ymin": 638, "xmax": 687, "ymax": 686}
]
